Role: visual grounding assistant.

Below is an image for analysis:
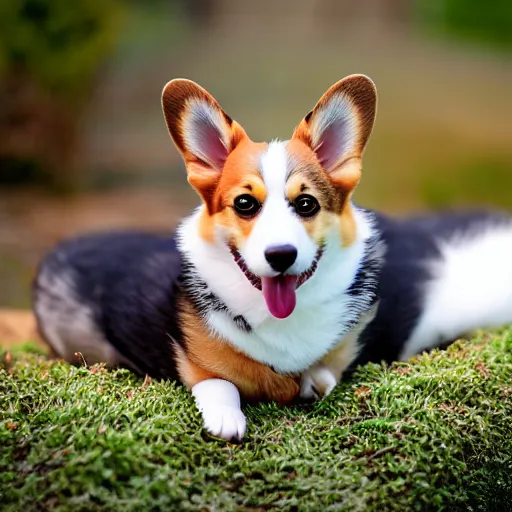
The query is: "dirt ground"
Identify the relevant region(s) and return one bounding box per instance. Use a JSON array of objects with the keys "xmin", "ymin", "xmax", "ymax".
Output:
[{"xmin": 0, "ymin": 309, "xmax": 42, "ymax": 348}]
